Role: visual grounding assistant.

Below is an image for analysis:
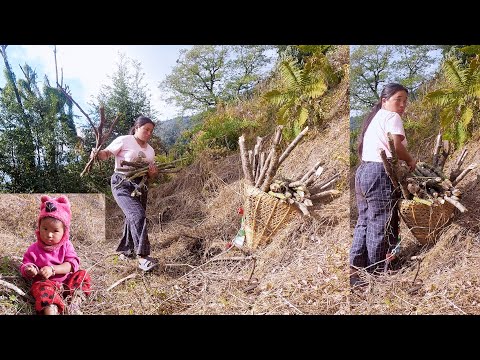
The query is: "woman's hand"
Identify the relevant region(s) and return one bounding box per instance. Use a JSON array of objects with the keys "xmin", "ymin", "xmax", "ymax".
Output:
[
  {"xmin": 24, "ymin": 264, "xmax": 38, "ymax": 278},
  {"xmin": 90, "ymin": 148, "xmax": 99, "ymax": 161},
  {"xmin": 91, "ymin": 149, "xmax": 110, "ymax": 161},
  {"xmin": 147, "ymin": 163, "xmax": 159, "ymax": 179},
  {"xmin": 407, "ymin": 158, "xmax": 417, "ymax": 172}
]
